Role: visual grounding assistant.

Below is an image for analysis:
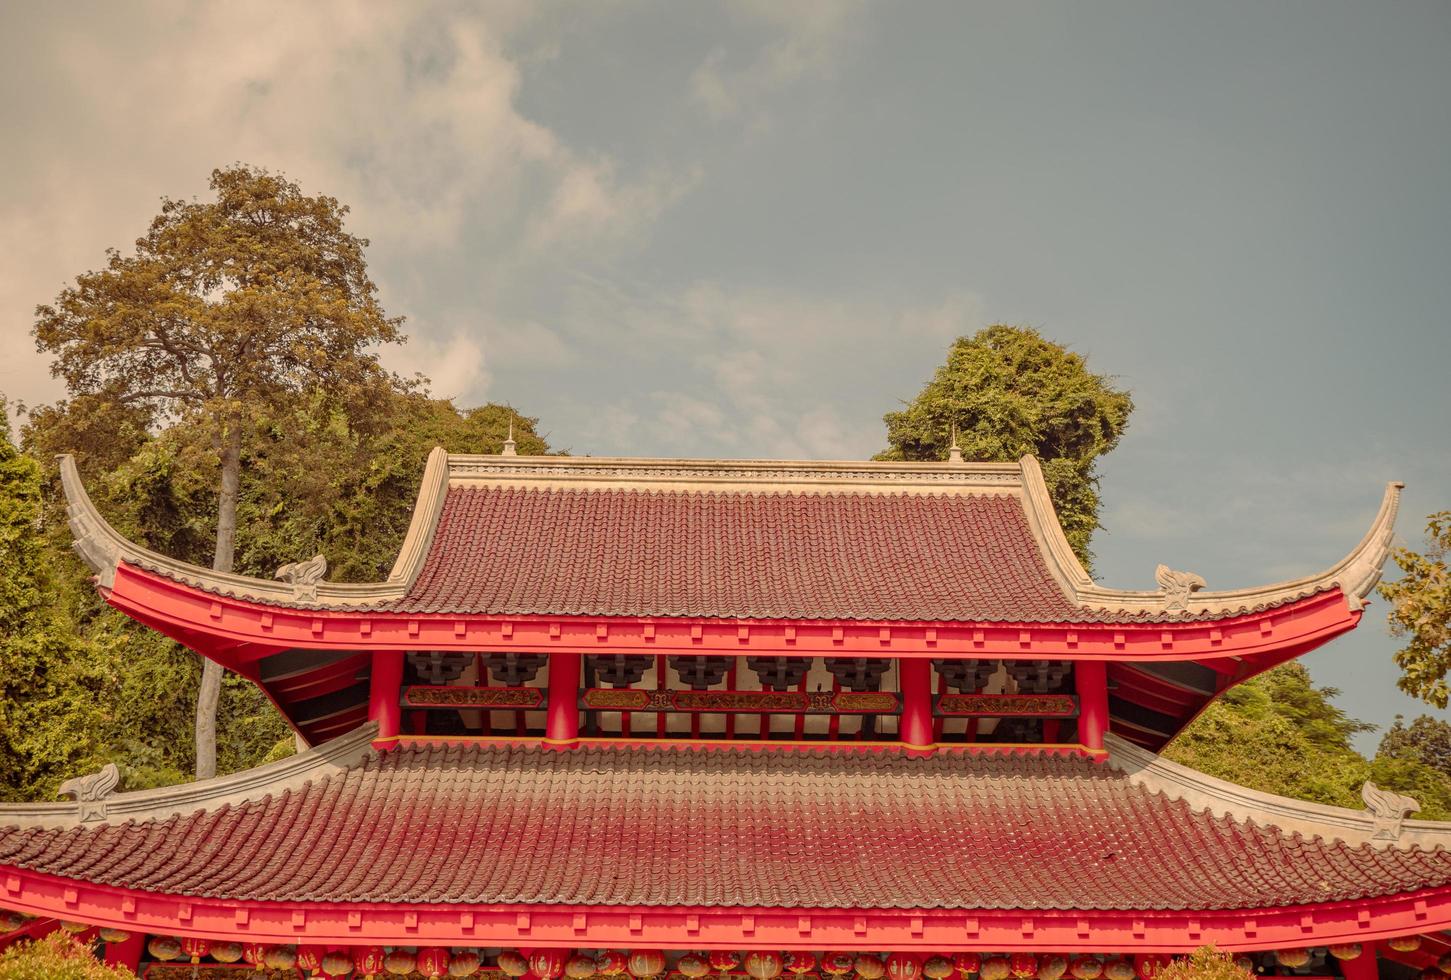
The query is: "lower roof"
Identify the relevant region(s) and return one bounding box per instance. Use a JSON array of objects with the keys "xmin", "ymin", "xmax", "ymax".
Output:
[{"xmin": 1, "ymin": 730, "xmax": 1448, "ymax": 914}]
